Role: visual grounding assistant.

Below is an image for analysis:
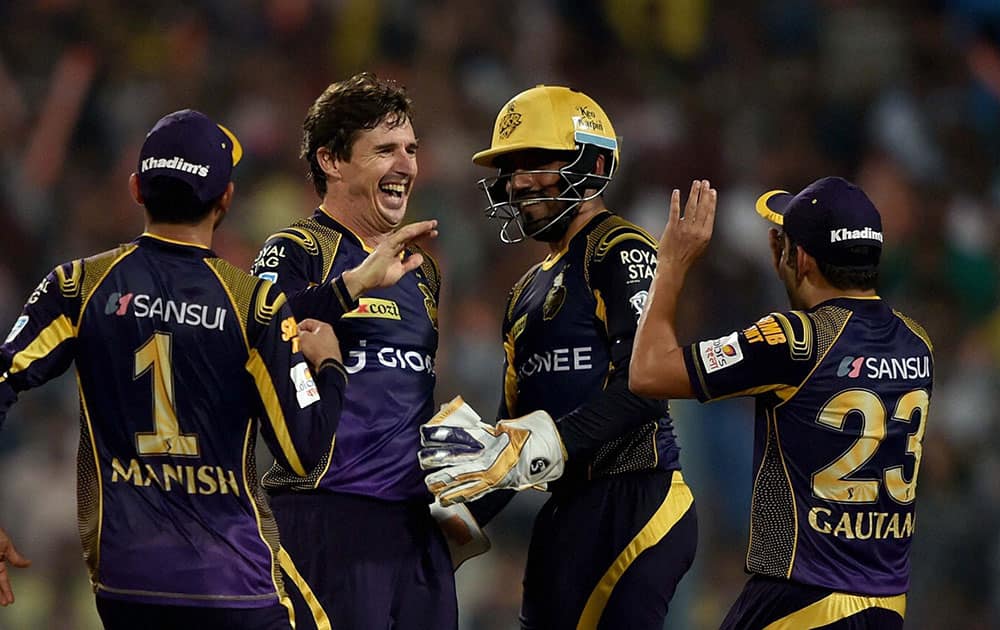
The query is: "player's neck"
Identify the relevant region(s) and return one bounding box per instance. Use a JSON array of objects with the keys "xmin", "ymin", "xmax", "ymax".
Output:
[
  {"xmin": 144, "ymin": 220, "xmax": 215, "ymax": 249},
  {"xmin": 799, "ymin": 282, "xmax": 877, "ymax": 310},
  {"xmin": 319, "ymin": 201, "xmax": 388, "ymax": 250},
  {"xmin": 547, "ymin": 199, "xmax": 606, "ymax": 254}
]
